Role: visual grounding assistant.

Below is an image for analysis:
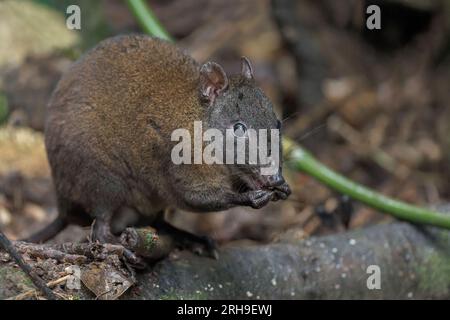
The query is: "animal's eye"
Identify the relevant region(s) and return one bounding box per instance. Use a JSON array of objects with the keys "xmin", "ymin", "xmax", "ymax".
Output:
[{"xmin": 233, "ymin": 122, "xmax": 247, "ymax": 137}]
